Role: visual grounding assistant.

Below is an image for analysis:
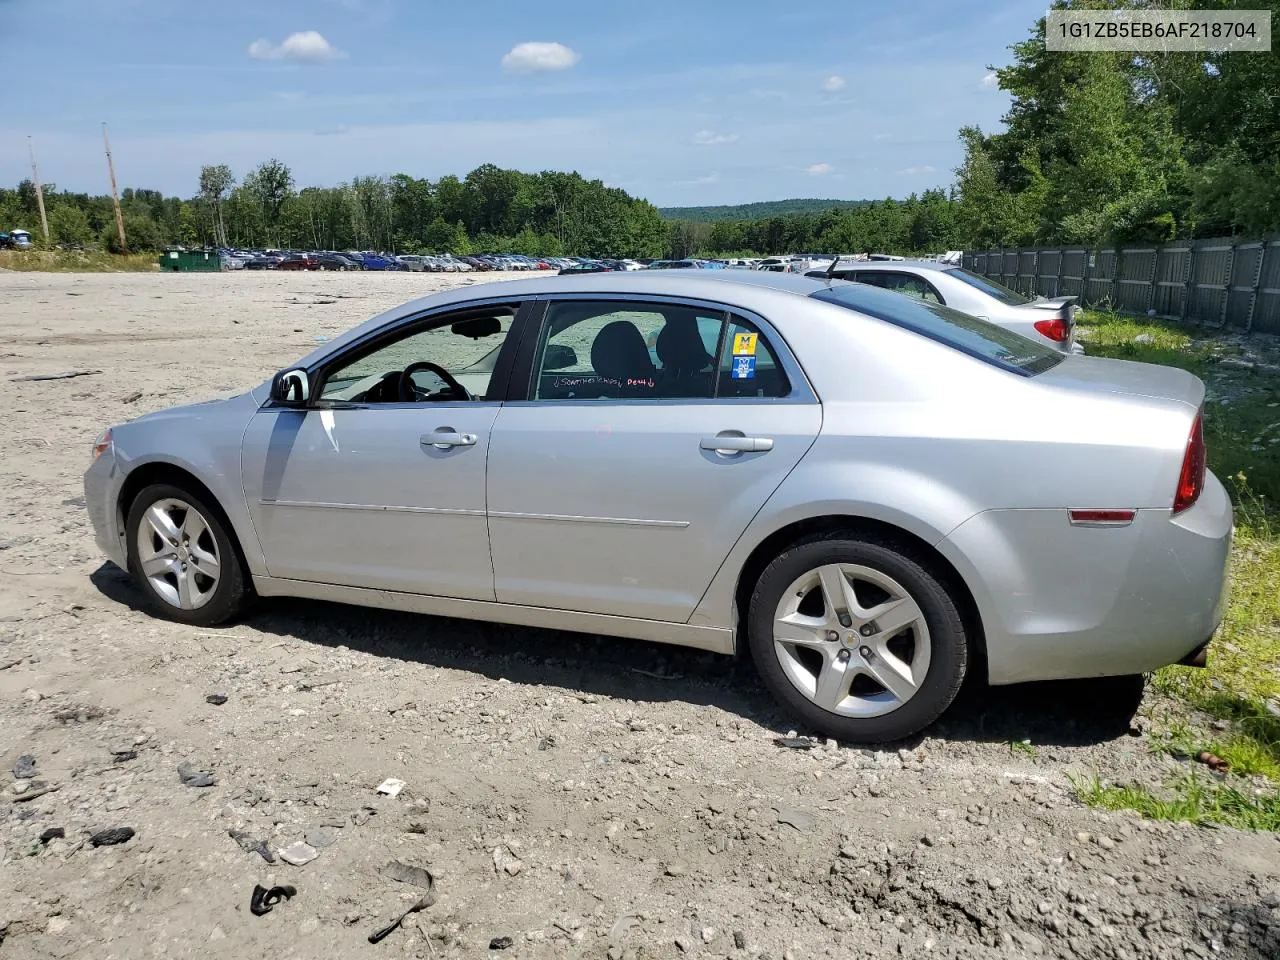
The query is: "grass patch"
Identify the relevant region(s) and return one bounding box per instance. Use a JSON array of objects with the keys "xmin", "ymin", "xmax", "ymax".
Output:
[
  {"xmin": 1074, "ymin": 774, "xmax": 1280, "ymax": 831},
  {"xmin": 0, "ymin": 249, "xmax": 160, "ymax": 272},
  {"xmin": 1009, "ymin": 738, "xmax": 1038, "ymax": 759},
  {"xmin": 1074, "ymin": 310, "xmax": 1280, "ymax": 826}
]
